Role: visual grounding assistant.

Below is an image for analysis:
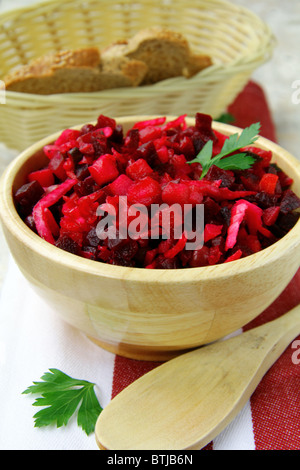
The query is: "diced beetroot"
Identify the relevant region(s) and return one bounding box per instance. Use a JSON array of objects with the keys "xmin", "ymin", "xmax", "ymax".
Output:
[
  {"xmin": 96, "ymin": 114, "xmax": 117, "ymax": 130},
  {"xmin": 15, "ymin": 113, "xmax": 299, "ymax": 269},
  {"xmin": 28, "ymin": 168, "xmax": 55, "ymax": 188},
  {"xmin": 204, "ymin": 224, "xmax": 223, "ymax": 242},
  {"xmin": 225, "ymin": 199, "xmax": 272, "ymax": 251},
  {"xmin": 63, "ymin": 156, "xmax": 77, "ymax": 179},
  {"xmin": 195, "ymin": 113, "xmax": 216, "ymax": 143},
  {"xmin": 157, "ymin": 239, "xmax": 173, "ymax": 254},
  {"xmin": 154, "ymin": 255, "xmax": 180, "ymax": 269},
  {"xmin": 139, "ymin": 126, "xmax": 162, "ymax": 144},
  {"xmin": 161, "ymin": 115, "xmax": 187, "ymax": 131},
  {"xmin": 208, "ymin": 245, "xmax": 222, "ymax": 265},
  {"xmin": 244, "ymin": 202, "xmax": 272, "ymax": 239},
  {"xmin": 80, "ymin": 247, "xmax": 97, "ymax": 260},
  {"xmin": 144, "ymin": 248, "xmax": 158, "ymax": 266},
  {"xmin": 211, "ymin": 235, "xmax": 225, "ymax": 252},
  {"xmin": 127, "ymin": 177, "xmax": 162, "ymax": 207},
  {"xmin": 75, "ymin": 164, "xmax": 89, "ymax": 182},
  {"xmin": 14, "ymin": 180, "xmax": 45, "ymax": 217},
  {"xmin": 78, "ymin": 142, "xmax": 94, "ymax": 155},
  {"xmin": 151, "ymin": 204, "xmax": 183, "ymax": 240},
  {"xmin": 246, "ymin": 234, "xmax": 261, "ymax": 253},
  {"xmin": 178, "ymin": 136, "xmax": 195, "ymax": 159},
  {"xmin": 205, "ymin": 165, "xmax": 235, "ymax": 188},
  {"xmin": 97, "ymin": 245, "xmax": 111, "ymax": 262},
  {"xmin": 43, "ymin": 144, "xmax": 61, "ymax": 159},
  {"xmin": 55, "ymin": 234, "xmax": 80, "ymax": 254},
  {"xmin": 69, "ymin": 147, "xmax": 84, "ymax": 163},
  {"xmin": 280, "ymin": 189, "xmax": 300, "ymax": 214},
  {"xmin": 59, "ymin": 140, "xmax": 79, "ymax": 154},
  {"xmin": 164, "ymin": 233, "xmax": 187, "ymax": 259},
  {"xmin": 188, "ymin": 185, "xmax": 204, "ymax": 205},
  {"xmin": 189, "ymin": 246, "xmax": 210, "ymax": 267},
  {"xmin": 162, "ymin": 182, "xmax": 191, "ymax": 206},
  {"xmin": 240, "ymin": 172, "xmax": 260, "ymax": 192},
  {"xmin": 36, "ymin": 178, "xmax": 76, "ymax": 210},
  {"xmin": 106, "ymin": 174, "xmax": 134, "ymax": 196},
  {"xmin": 246, "ymin": 146, "xmax": 272, "ymax": 167},
  {"xmin": 212, "ymin": 130, "xmax": 229, "ymax": 156},
  {"xmin": 124, "ymin": 128, "xmax": 140, "ymax": 149},
  {"xmin": 89, "ymin": 154, "xmax": 119, "ymax": 187},
  {"xmin": 32, "ymin": 179, "xmax": 76, "ymax": 243},
  {"xmin": 44, "ymin": 208, "xmax": 60, "ymax": 237},
  {"xmin": 84, "ymin": 227, "xmax": 100, "ymax": 247},
  {"xmin": 133, "ymin": 117, "xmax": 166, "ymax": 130},
  {"xmin": 77, "ymin": 193, "xmax": 102, "ymax": 225},
  {"xmin": 262, "ymin": 206, "xmax": 280, "ymax": 226},
  {"xmin": 159, "ymin": 172, "xmax": 173, "ymax": 188},
  {"xmin": 187, "ymin": 180, "xmax": 256, "ymax": 201},
  {"xmin": 48, "ymin": 152, "xmax": 67, "ymax": 181},
  {"xmin": 24, "ymin": 214, "xmax": 36, "ymax": 233},
  {"xmin": 205, "ymin": 186, "xmax": 256, "ymax": 201},
  {"xmin": 55, "ymin": 129, "xmax": 81, "ymax": 146},
  {"xmin": 155, "ymin": 145, "xmax": 170, "ymax": 164},
  {"xmin": 99, "ymin": 195, "xmax": 119, "ymax": 215},
  {"xmin": 169, "ymin": 154, "xmax": 191, "ymax": 179},
  {"xmin": 74, "ymin": 176, "xmax": 100, "ymax": 197},
  {"xmin": 136, "ymin": 141, "xmax": 159, "ymax": 167},
  {"xmin": 126, "ymin": 159, "xmax": 153, "ymax": 180},
  {"xmin": 115, "ymin": 239, "xmax": 139, "ymax": 262},
  {"xmin": 278, "ymin": 170, "xmax": 293, "ymax": 188},
  {"xmin": 203, "ymin": 197, "xmax": 221, "ymax": 218},
  {"xmin": 277, "ymin": 212, "xmax": 300, "ymax": 234},
  {"xmin": 225, "ymin": 249, "xmax": 242, "ymax": 263},
  {"xmin": 259, "ymin": 173, "xmax": 279, "ymax": 195}
]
